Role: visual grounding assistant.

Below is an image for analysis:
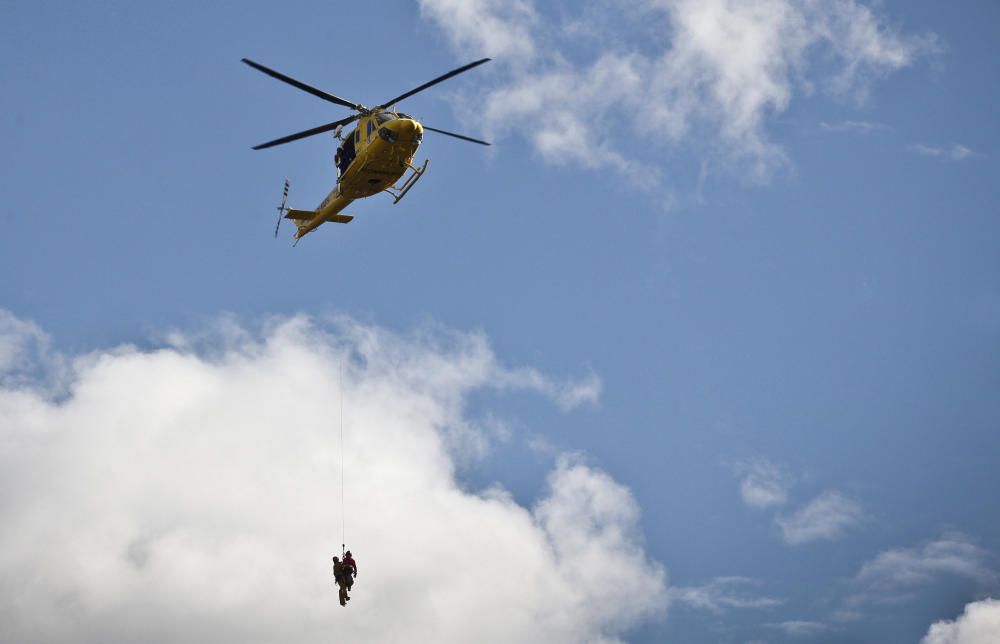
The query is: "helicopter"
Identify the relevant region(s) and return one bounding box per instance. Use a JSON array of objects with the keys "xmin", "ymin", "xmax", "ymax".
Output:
[{"xmin": 243, "ymin": 57, "xmax": 491, "ymax": 241}]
